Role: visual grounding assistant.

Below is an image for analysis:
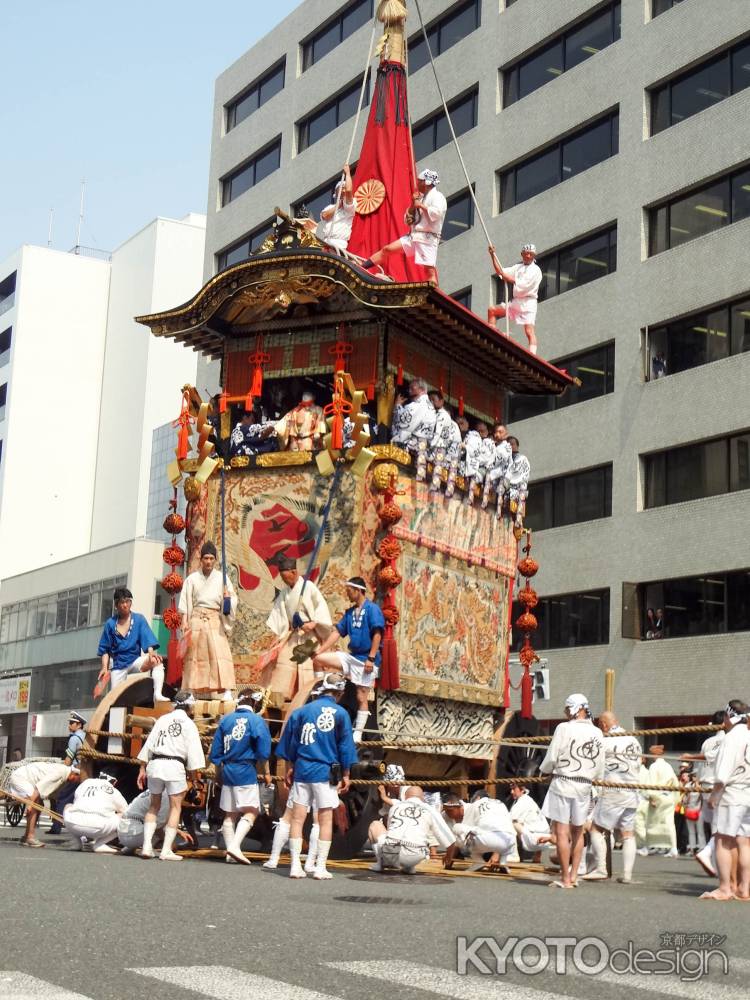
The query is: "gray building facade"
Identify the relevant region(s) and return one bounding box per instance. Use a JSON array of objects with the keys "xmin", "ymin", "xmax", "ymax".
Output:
[{"xmin": 202, "ymin": 0, "xmax": 750, "ymax": 725}]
